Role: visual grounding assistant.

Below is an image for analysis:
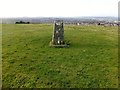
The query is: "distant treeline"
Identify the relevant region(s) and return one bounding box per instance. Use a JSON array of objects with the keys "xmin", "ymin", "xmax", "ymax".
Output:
[{"xmin": 15, "ymin": 21, "xmax": 30, "ymax": 24}]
